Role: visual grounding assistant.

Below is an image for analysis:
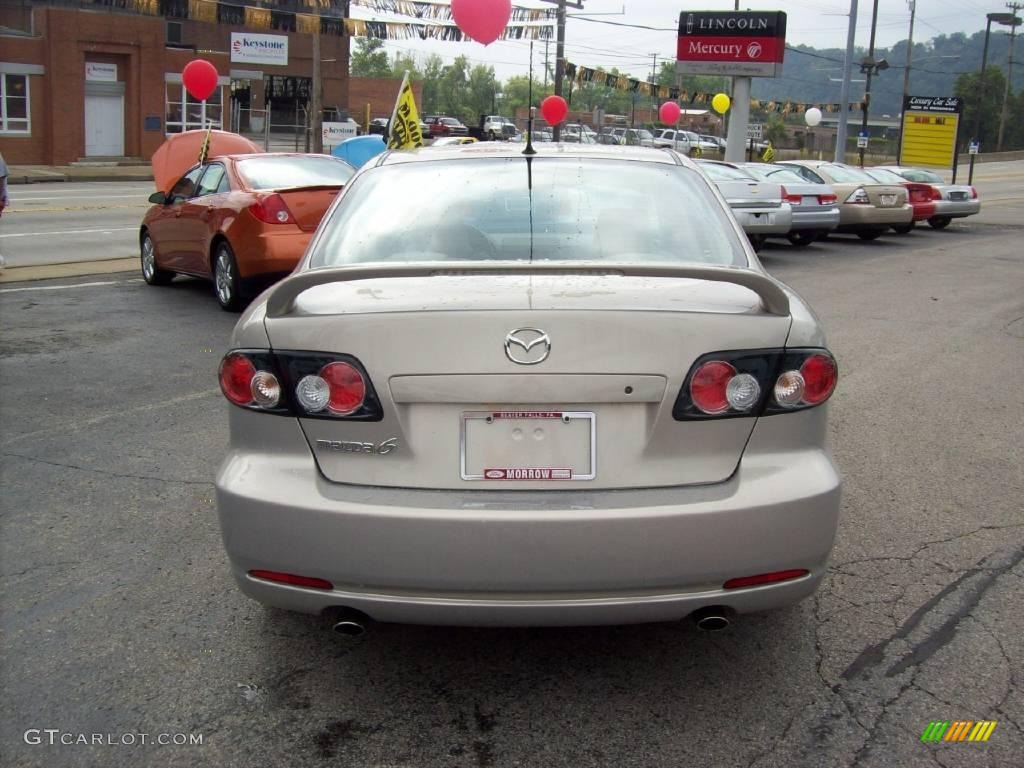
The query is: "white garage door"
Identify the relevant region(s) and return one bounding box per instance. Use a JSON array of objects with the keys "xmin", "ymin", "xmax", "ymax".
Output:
[{"xmin": 85, "ymin": 93, "xmax": 124, "ymax": 157}]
